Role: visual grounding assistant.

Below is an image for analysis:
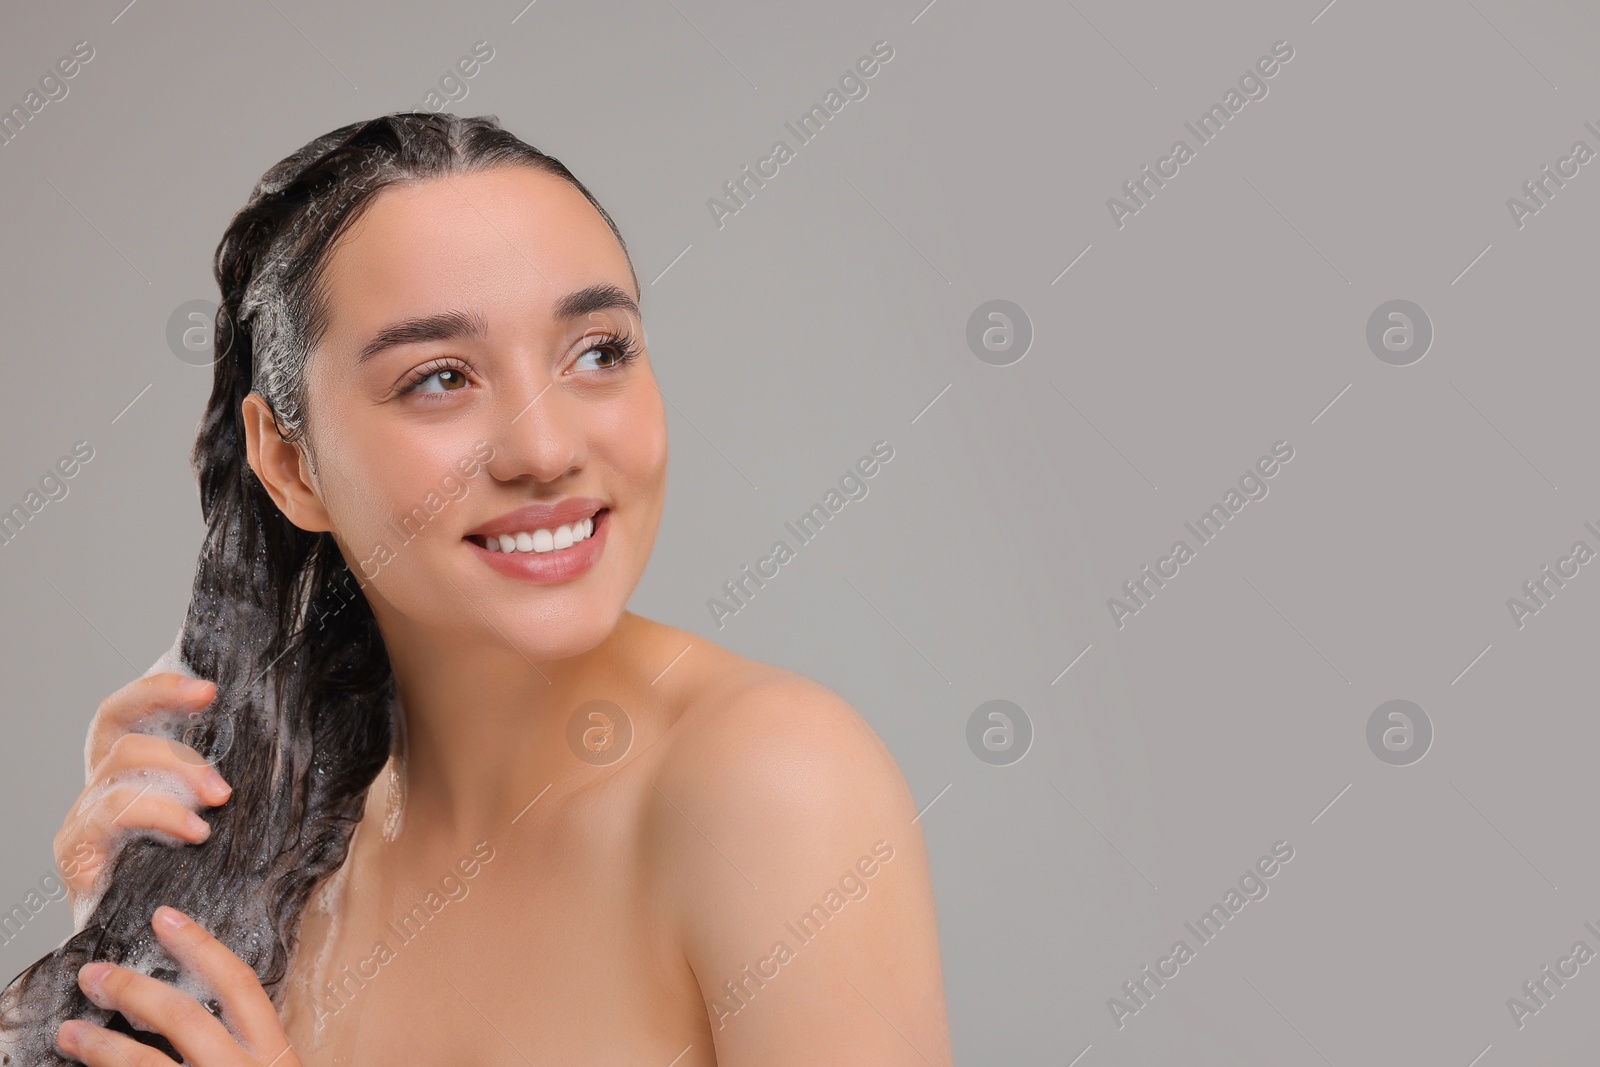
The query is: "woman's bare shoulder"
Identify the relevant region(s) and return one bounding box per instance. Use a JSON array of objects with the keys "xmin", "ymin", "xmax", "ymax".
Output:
[
  {"xmin": 641, "ymin": 627, "xmax": 919, "ymax": 876},
  {"xmin": 651, "ymin": 633, "xmax": 904, "ymax": 799},
  {"xmin": 633, "ymin": 630, "xmax": 949, "ymax": 1063}
]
